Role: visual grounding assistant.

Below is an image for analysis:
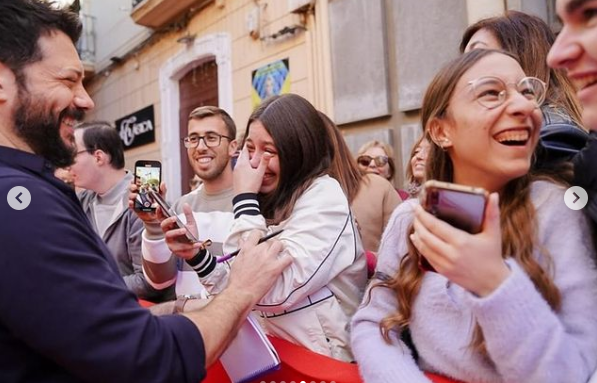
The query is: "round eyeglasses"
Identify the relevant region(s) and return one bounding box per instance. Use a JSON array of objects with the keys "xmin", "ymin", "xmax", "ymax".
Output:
[
  {"xmin": 182, "ymin": 132, "xmax": 233, "ymax": 149},
  {"xmin": 468, "ymin": 76, "xmax": 547, "ymax": 109},
  {"xmin": 357, "ymin": 155, "xmax": 389, "ymax": 167}
]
